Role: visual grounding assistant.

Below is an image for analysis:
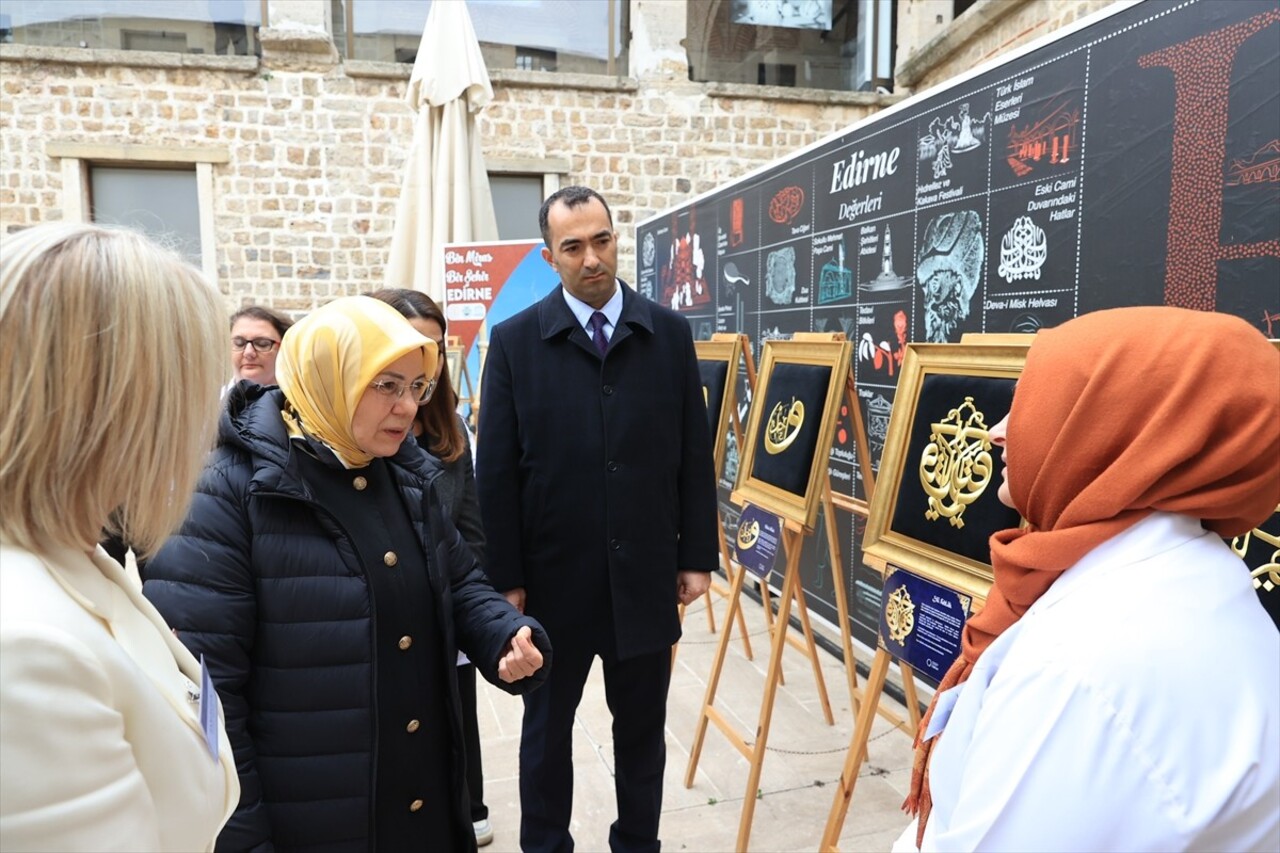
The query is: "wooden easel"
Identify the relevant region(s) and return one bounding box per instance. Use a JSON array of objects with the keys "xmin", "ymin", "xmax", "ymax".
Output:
[
  {"xmin": 821, "ymin": 335, "xmax": 1037, "ymax": 850},
  {"xmin": 683, "ymin": 336, "xmax": 872, "ymax": 851},
  {"xmin": 818, "ymin": 580, "xmax": 978, "ymax": 852},
  {"xmin": 682, "ymin": 513, "xmax": 836, "ymax": 844},
  {"xmin": 791, "ymin": 332, "xmax": 873, "ymax": 716},
  {"xmin": 792, "ymin": 335, "xmax": 926, "ymax": 741},
  {"xmin": 675, "ymin": 334, "xmax": 757, "ymax": 668},
  {"xmin": 818, "ymin": 644, "xmax": 918, "ymax": 852},
  {"xmin": 446, "ymin": 334, "xmax": 475, "ymax": 419},
  {"xmin": 812, "ymin": 388, "xmax": 926, "ymax": 767}
]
